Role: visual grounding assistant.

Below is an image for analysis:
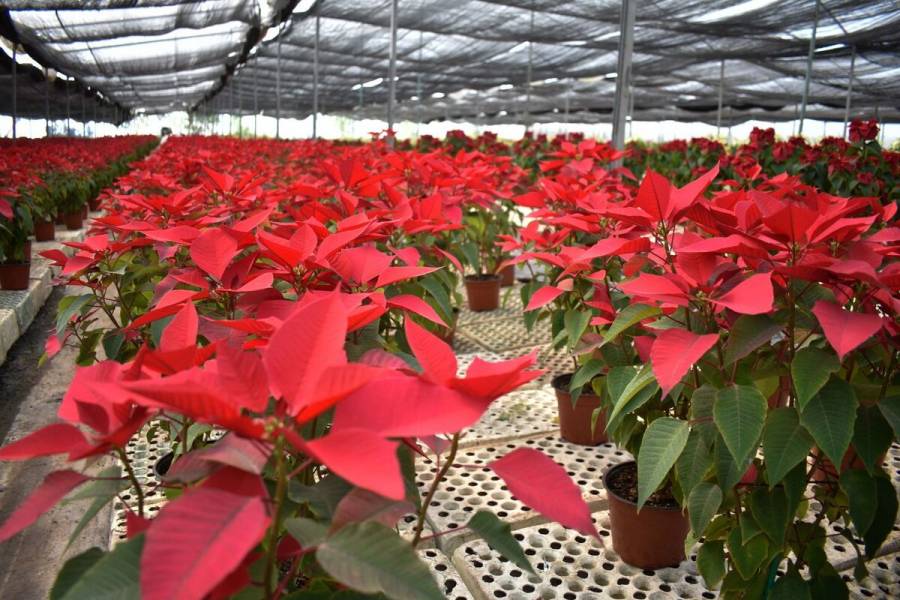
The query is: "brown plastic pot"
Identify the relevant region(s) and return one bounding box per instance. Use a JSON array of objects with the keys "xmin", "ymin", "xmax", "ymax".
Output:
[
  {"xmin": 54, "ymin": 213, "xmax": 65, "ymax": 225},
  {"xmin": 82, "ymin": 205, "xmax": 89, "ymax": 219},
  {"xmin": 89, "ymin": 197, "xmax": 102, "ymax": 212},
  {"xmin": 499, "ymin": 264, "xmax": 515, "ymax": 287},
  {"xmin": 464, "ymin": 275, "xmax": 500, "ymax": 312},
  {"xmin": 64, "ymin": 211, "xmax": 84, "ymax": 231},
  {"xmin": 552, "ymin": 373, "xmax": 608, "ymax": 445},
  {"xmin": 34, "ymin": 219, "xmax": 56, "ymax": 242},
  {"xmin": 0, "ymin": 243, "xmax": 31, "ymax": 291},
  {"xmin": 604, "ymin": 461, "xmax": 690, "ymax": 569}
]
